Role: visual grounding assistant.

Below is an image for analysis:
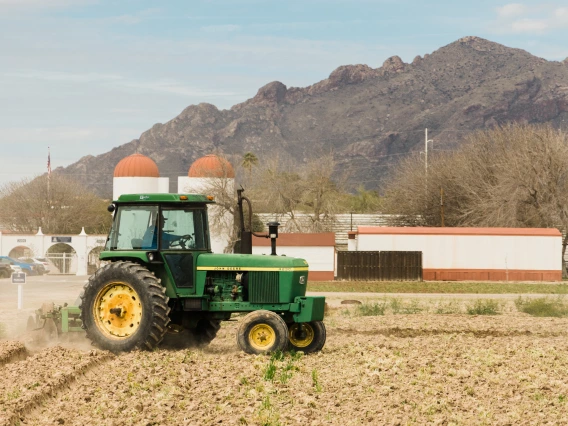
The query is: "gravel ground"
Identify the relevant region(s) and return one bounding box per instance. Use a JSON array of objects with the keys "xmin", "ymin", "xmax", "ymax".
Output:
[{"xmin": 2, "ymin": 308, "xmax": 568, "ymax": 425}]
